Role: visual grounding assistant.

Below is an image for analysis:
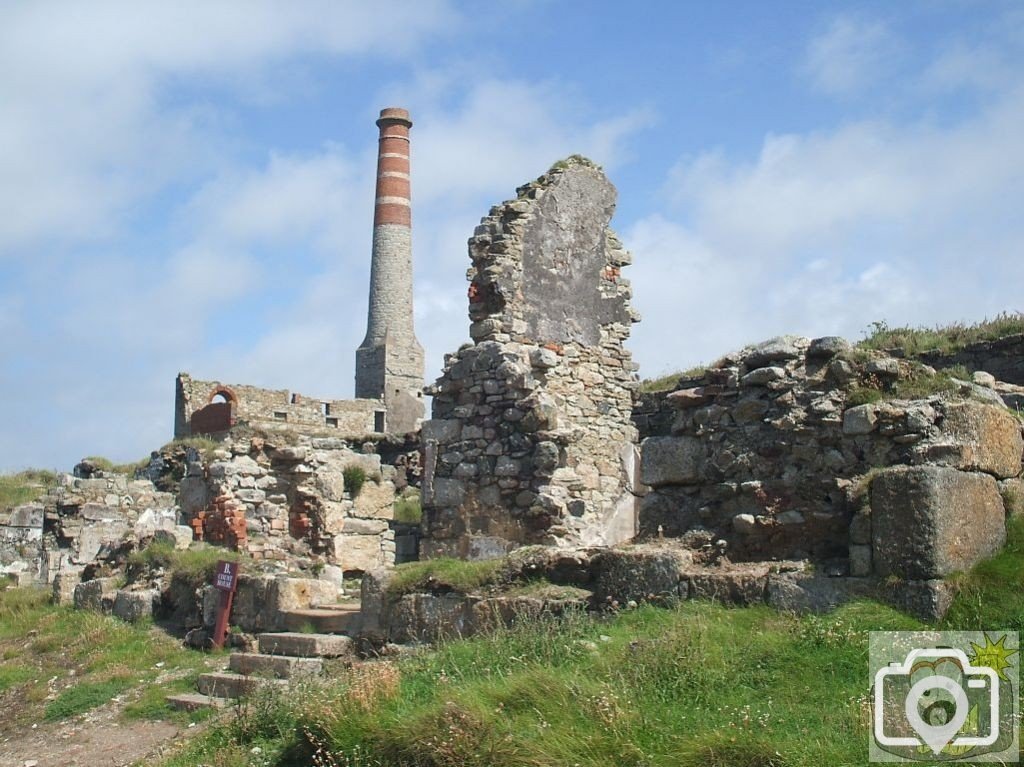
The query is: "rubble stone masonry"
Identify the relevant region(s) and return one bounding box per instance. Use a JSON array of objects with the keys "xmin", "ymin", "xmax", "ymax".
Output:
[{"xmin": 421, "ymin": 157, "xmax": 642, "ymax": 558}]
